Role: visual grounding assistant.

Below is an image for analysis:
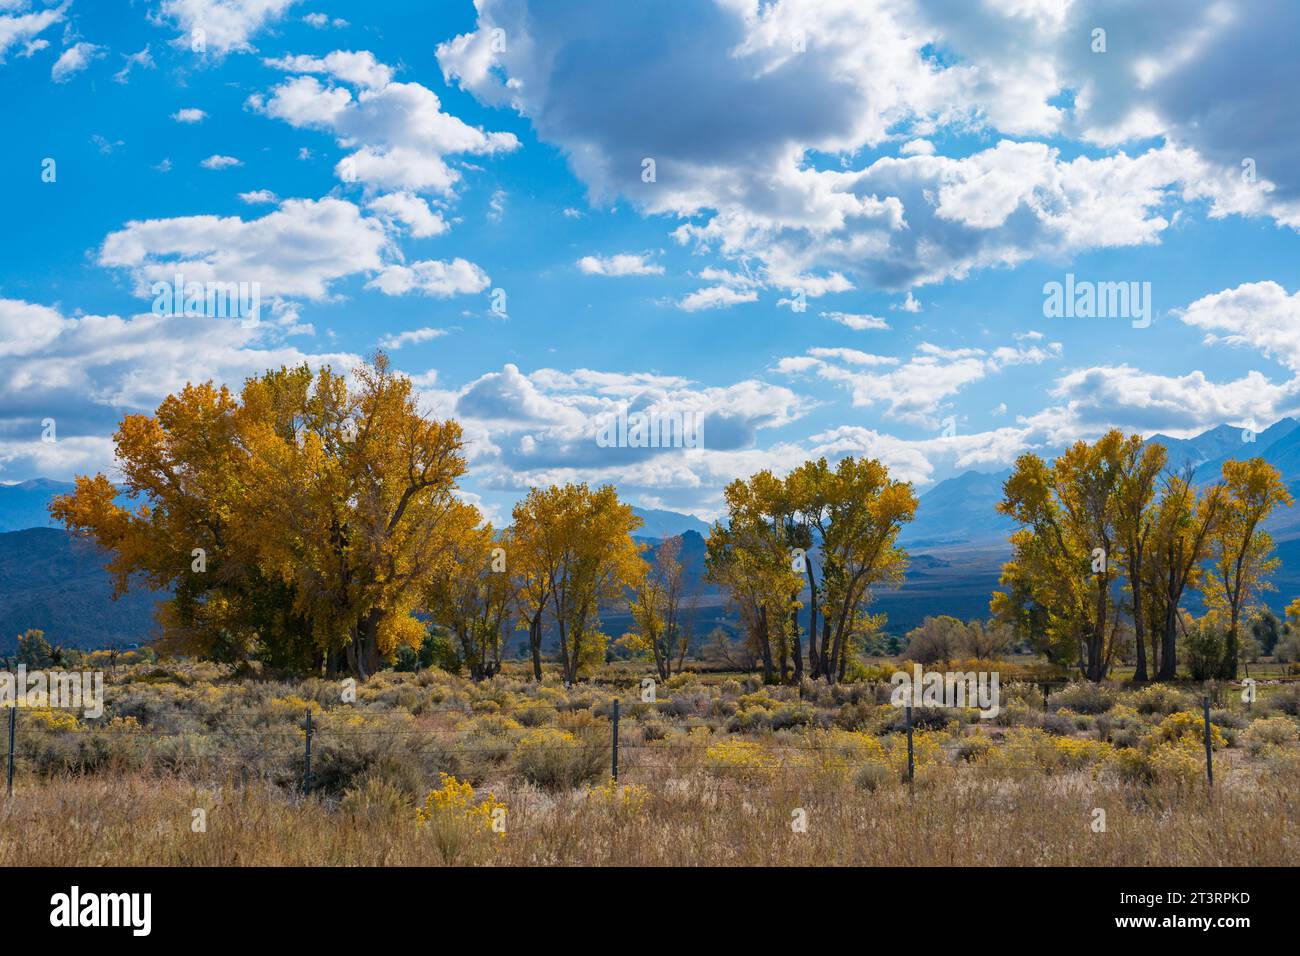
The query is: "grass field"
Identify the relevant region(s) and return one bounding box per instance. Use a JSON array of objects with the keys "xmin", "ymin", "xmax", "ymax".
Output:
[{"xmin": 2, "ymin": 661, "xmax": 1298, "ymax": 866}]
